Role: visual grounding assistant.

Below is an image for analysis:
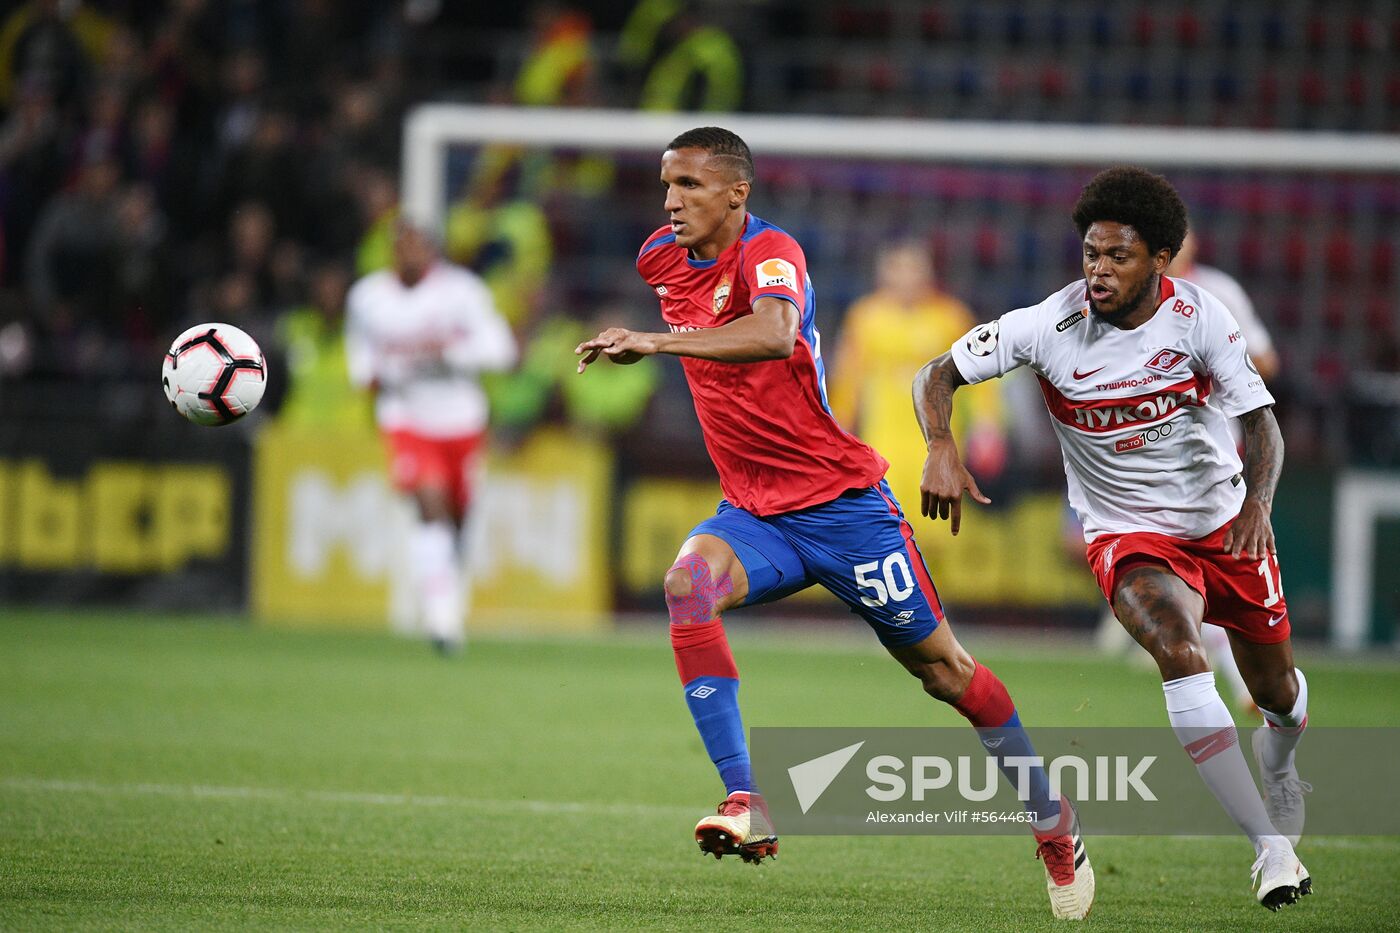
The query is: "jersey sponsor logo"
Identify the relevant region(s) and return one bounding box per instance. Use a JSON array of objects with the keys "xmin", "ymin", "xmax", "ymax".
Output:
[
  {"xmin": 655, "ymin": 285, "xmax": 668, "ymax": 296},
  {"xmin": 1037, "ymin": 374, "xmax": 1209, "ymax": 434},
  {"xmin": 1055, "ymin": 308, "xmax": 1088, "ymax": 332},
  {"xmin": 713, "ymin": 275, "xmax": 731, "ymax": 314},
  {"xmin": 1113, "ymin": 422, "xmax": 1174, "ymax": 453},
  {"xmin": 1227, "ymin": 330, "xmax": 1242, "ymax": 343},
  {"xmin": 1144, "ymin": 348, "xmax": 1189, "ymax": 374},
  {"xmin": 966, "ymin": 321, "xmax": 1000, "ymax": 357},
  {"xmin": 1073, "ymin": 365, "xmax": 1106, "ymax": 380},
  {"xmin": 1171, "ymin": 299, "xmax": 1196, "ymax": 318},
  {"xmin": 755, "ymin": 257, "xmax": 797, "ymax": 290}
]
